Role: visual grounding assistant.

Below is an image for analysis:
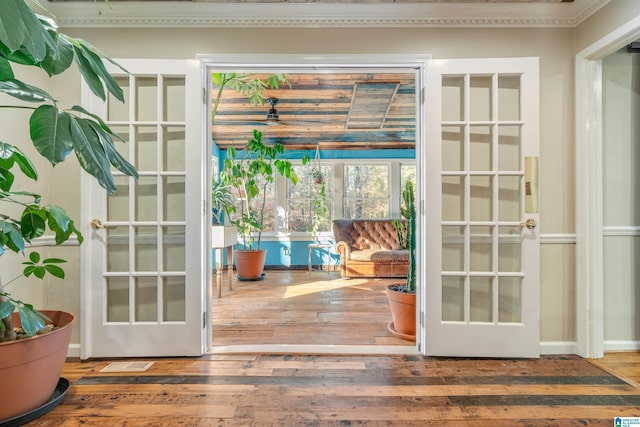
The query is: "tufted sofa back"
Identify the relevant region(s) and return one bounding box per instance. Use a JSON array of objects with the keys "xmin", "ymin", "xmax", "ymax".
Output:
[{"xmin": 332, "ymin": 219, "xmax": 405, "ymax": 251}]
